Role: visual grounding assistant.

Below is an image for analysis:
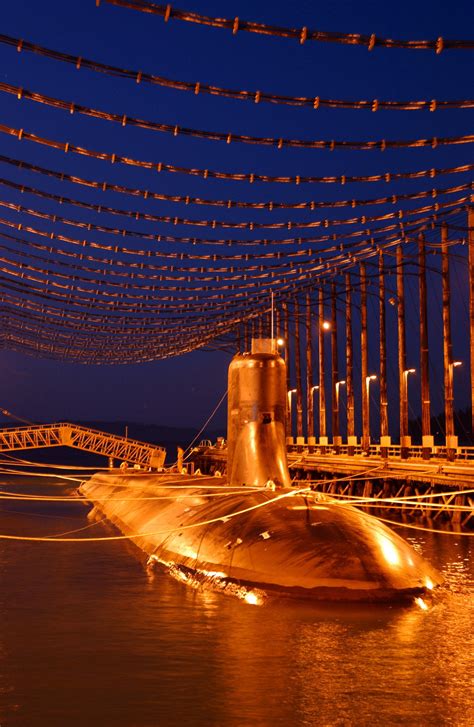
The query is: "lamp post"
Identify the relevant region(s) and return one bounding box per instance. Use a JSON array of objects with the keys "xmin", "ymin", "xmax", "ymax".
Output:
[
  {"xmin": 363, "ymin": 375, "xmax": 377, "ymax": 452},
  {"xmin": 317, "ymin": 294, "xmax": 331, "ymax": 450},
  {"xmin": 310, "ymin": 385, "xmax": 319, "ymax": 437},
  {"xmin": 401, "ymin": 368, "xmax": 416, "ymax": 458},
  {"xmin": 287, "ymin": 389, "xmax": 297, "ymax": 440},
  {"xmin": 334, "ymin": 380, "xmax": 346, "ymax": 452},
  {"xmin": 446, "ymin": 361, "xmax": 462, "ymax": 459},
  {"xmin": 335, "ymin": 380, "xmax": 346, "ymax": 413}
]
